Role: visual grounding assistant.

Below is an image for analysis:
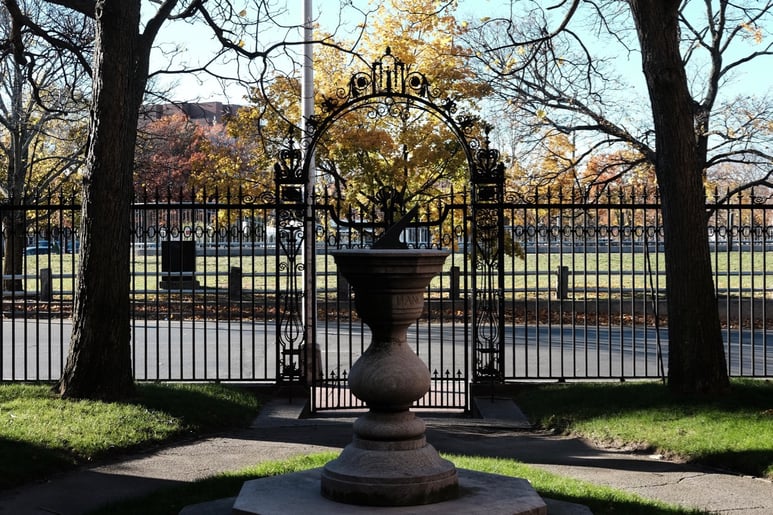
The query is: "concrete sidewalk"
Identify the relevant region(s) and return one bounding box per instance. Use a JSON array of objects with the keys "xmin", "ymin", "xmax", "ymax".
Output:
[{"xmin": 0, "ymin": 396, "xmax": 771, "ymax": 514}]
